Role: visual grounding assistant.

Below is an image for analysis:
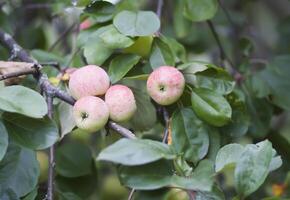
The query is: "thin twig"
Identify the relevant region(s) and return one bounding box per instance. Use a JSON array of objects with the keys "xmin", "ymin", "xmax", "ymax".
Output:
[
  {"xmin": 206, "ymin": 20, "xmax": 241, "ymax": 78},
  {"xmin": 46, "ymin": 95, "xmax": 55, "ymax": 200},
  {"xmin": 128, "ymin": 188, "xmax": 135, "ymax": 200},
  {"xmin": 0, "ymin": 68, "xmax": 36, "ymax": 81},
  {"xmin": 108, "ymin": 121, "xmax": 136, "ymax": 139},
  {"xmin": 48, "ymin": 23, "xmax": 77, "ymax": 52},
  {"xmin": 162, "ymin": 107, "xmax": 170, "ymax": 144},
  {"xmin": 217, "ymin": 0, "xmax": 235, "ymax": 28},
  {"xmin": 156, "ymin": 0, "xmax": 164, "ymax": 19}
]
